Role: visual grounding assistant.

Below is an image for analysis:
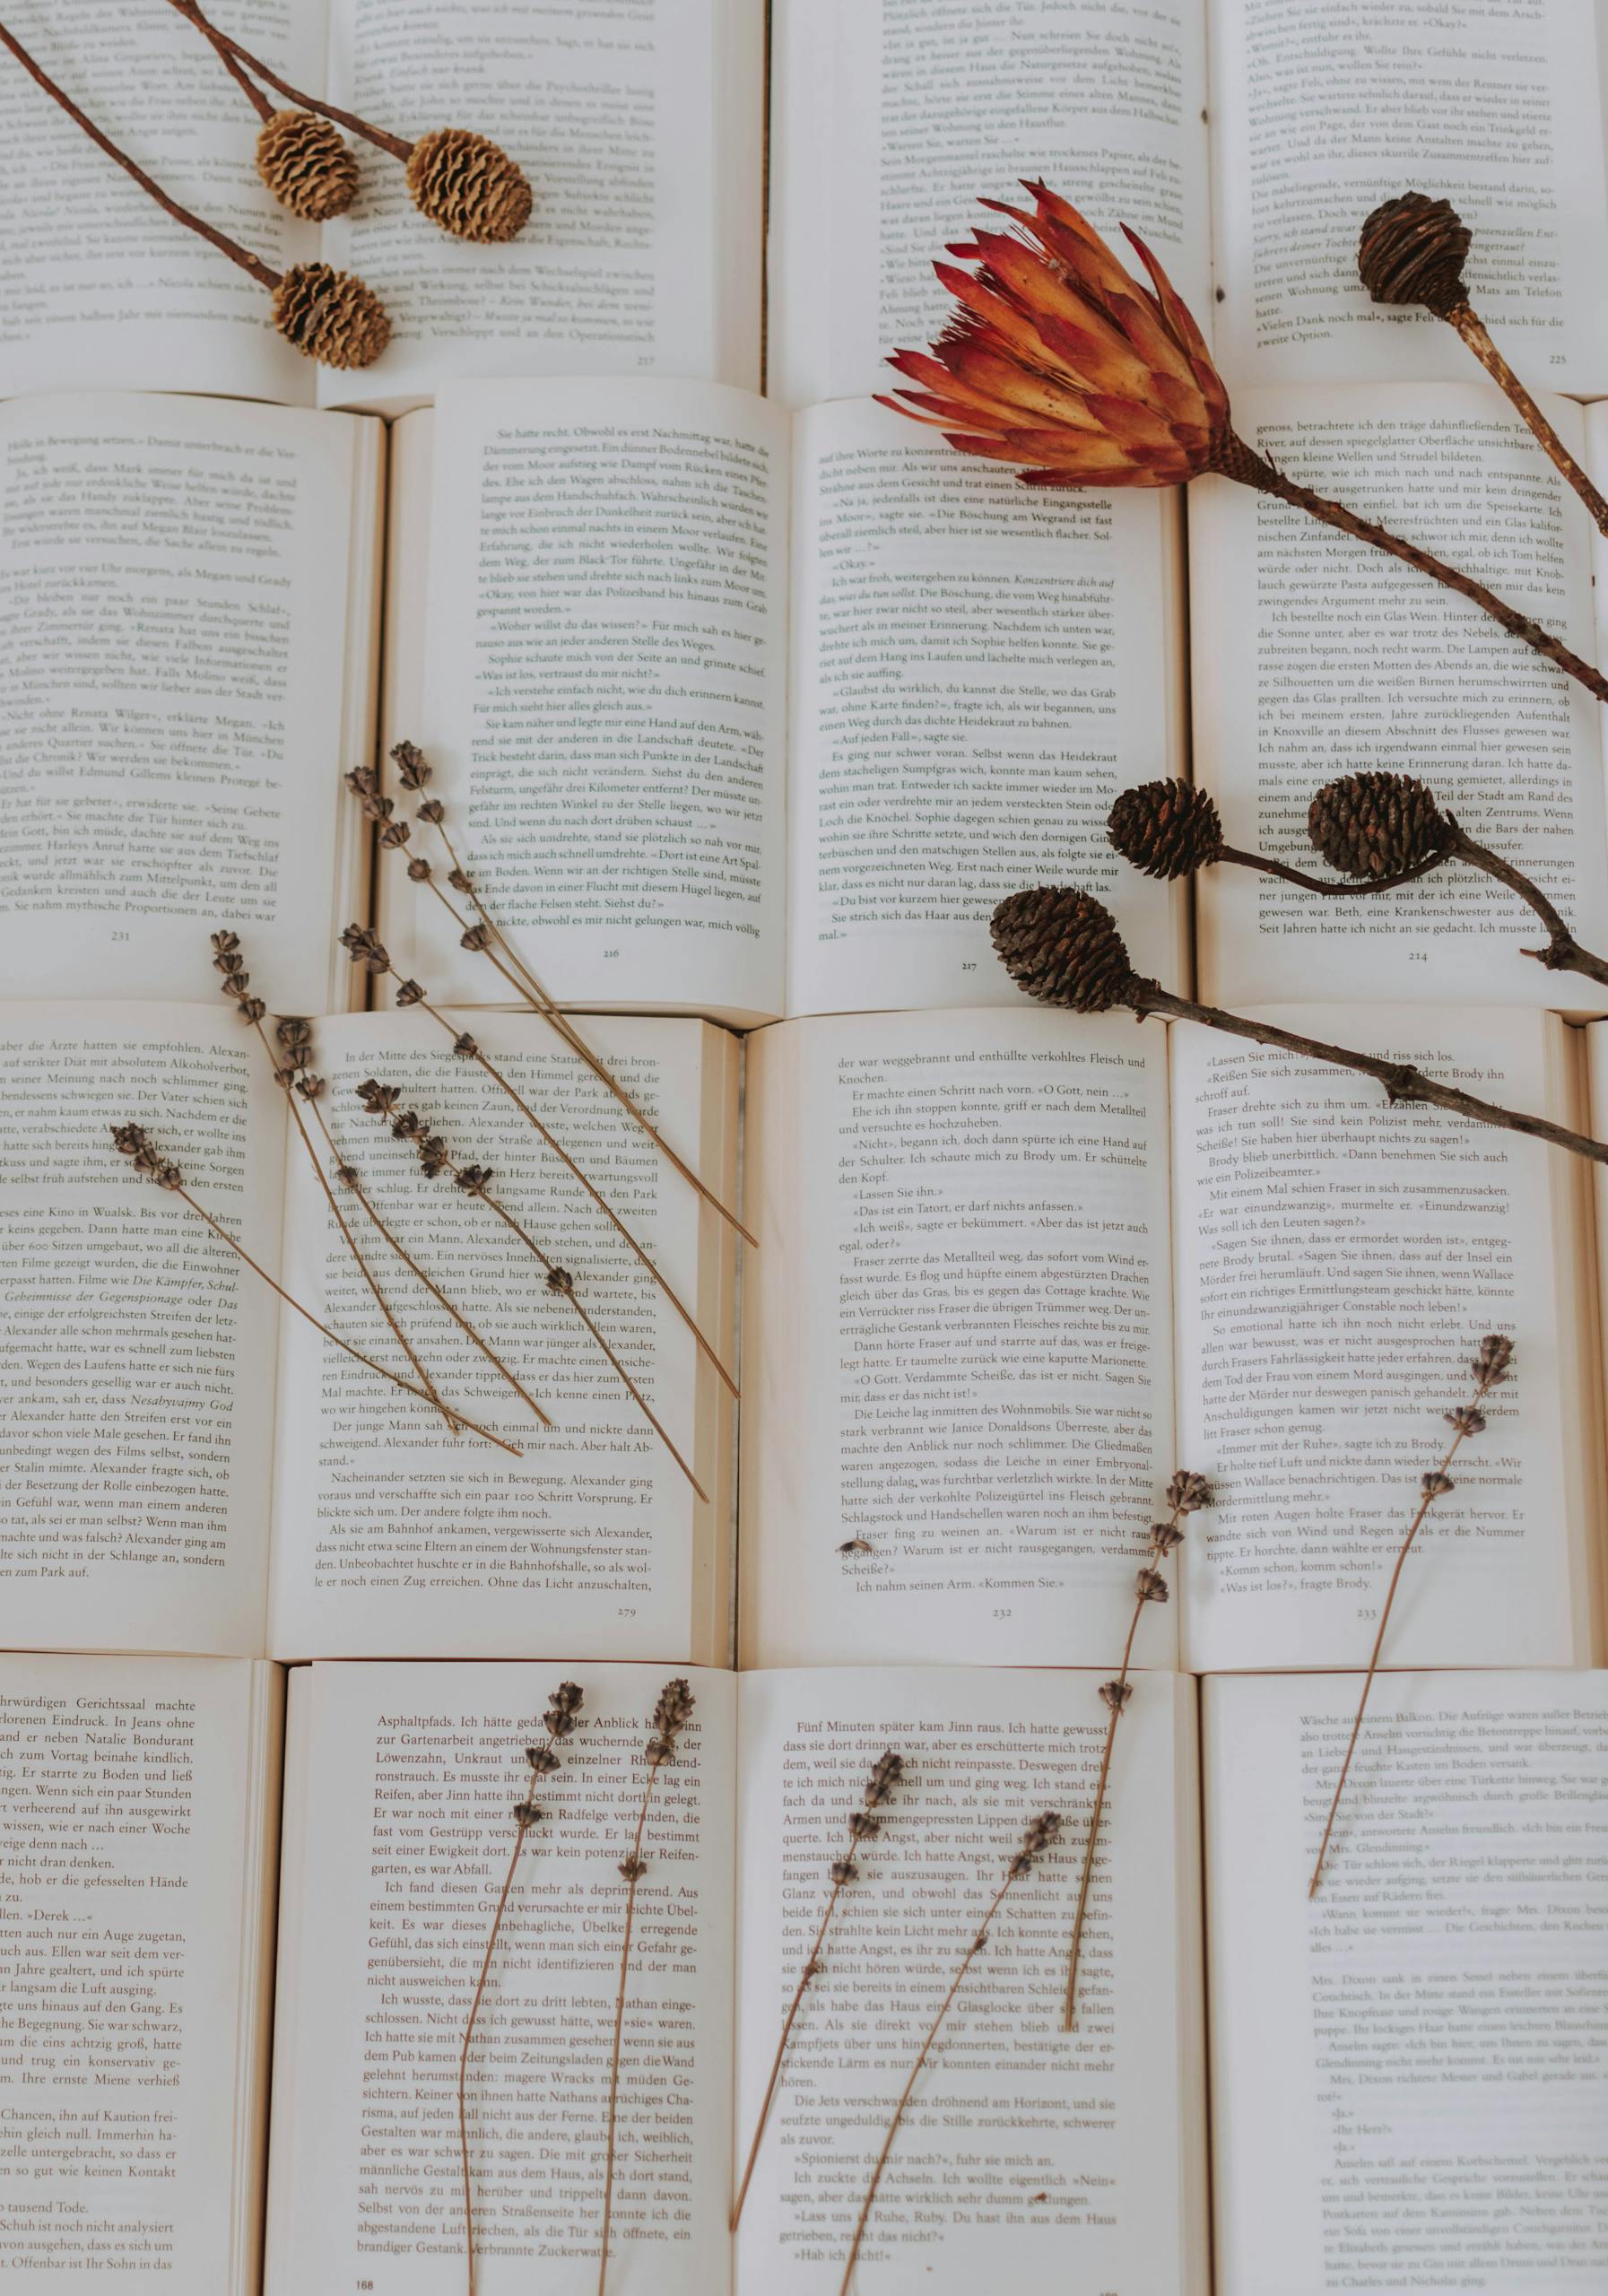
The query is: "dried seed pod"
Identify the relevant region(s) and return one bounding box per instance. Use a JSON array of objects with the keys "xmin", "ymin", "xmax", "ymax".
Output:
[
  {"xmin": 1108, "ymin": 778, "xmax": 1224, "ymax": 881},
  {"xmin": 991, "ymin": 886, "xmax": 1136, "ymax": 1013},
  {"xmin": 1308, "ymin": 770, "xmax": 1452, "ymax": 880},
  {"xmin": 404, "ymin": 126, "xmax": 532, "ymax": 242},
  {"xmin": 1473, "ymin": 1334, "xmax": 1514, "ymax": 1387},
  {"xmin": 256, "ymin": 108, "xmax": 359, "ymax": 221},
  {"xmin": 270, "ymin": 260, "xmax": 391, "ymax": 370},
  {"xmin": 1358, "ymin": 192, "xmax": 1471, "ymax": 318}
]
